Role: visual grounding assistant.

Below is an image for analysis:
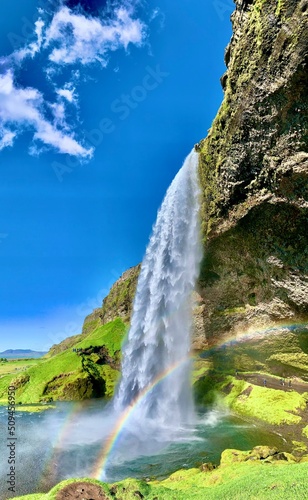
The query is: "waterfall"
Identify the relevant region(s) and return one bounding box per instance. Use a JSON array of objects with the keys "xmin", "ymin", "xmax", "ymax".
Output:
[{"xmin": 113, "ymin": 150, "xmax": 202, "ymax": 434}]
